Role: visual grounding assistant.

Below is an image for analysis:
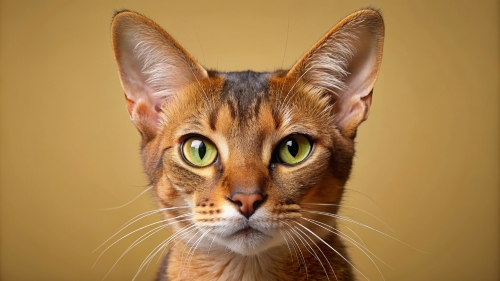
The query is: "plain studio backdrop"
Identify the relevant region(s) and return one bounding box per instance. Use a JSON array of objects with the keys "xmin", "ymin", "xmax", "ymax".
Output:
[{"xmin": 0, "ymin": 1, "xmax": 498, "ymax": 280}]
